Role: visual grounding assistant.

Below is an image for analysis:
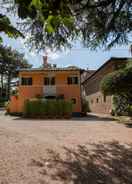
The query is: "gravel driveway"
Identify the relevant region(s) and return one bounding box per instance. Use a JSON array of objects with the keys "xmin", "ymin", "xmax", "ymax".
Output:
[{"xmin": 0, "ymin": 111, "xmax": 132, "ymax": 184}]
